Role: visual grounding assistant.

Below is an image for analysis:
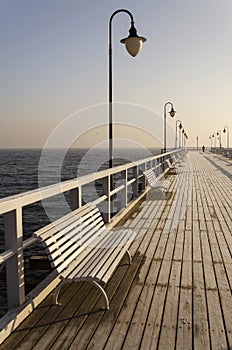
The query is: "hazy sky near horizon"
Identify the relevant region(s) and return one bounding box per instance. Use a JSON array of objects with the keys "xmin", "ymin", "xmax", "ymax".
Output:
[{"xmin": 0, "ymin": 0, "xmax": 232, "ymax": 149}]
